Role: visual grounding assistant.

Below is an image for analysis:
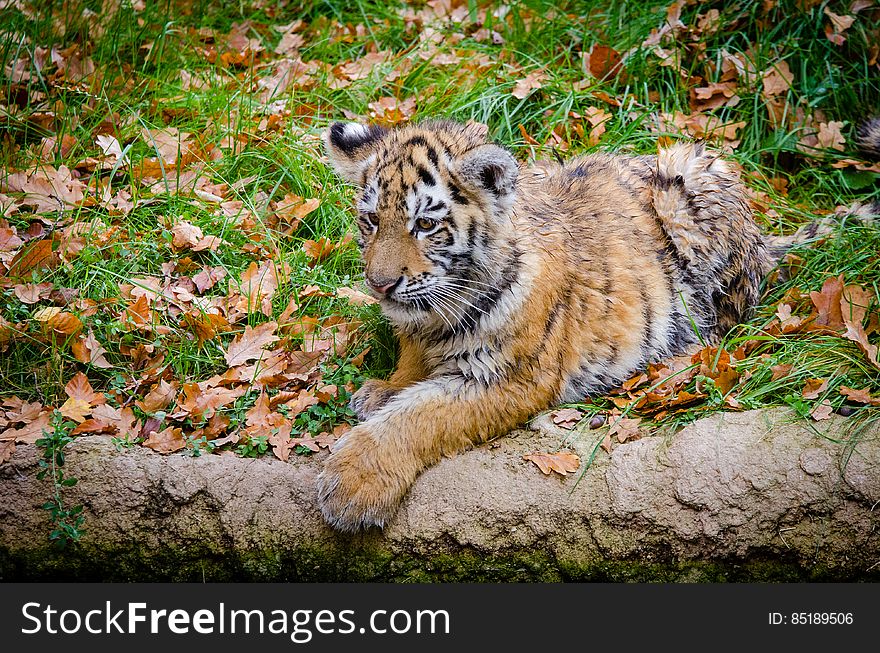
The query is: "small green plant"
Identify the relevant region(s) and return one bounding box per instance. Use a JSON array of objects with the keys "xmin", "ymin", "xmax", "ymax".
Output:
[
  {"xmin": 185, "ymin": 433, "xmax": 215, "ymax": 457},
  {"xmin": 236, "ymin": 434, "xmax": 269, "ymax": 458},
  {"xmin": 35, "ymin": 410, "xmax": 85, "ymax": 547}
]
